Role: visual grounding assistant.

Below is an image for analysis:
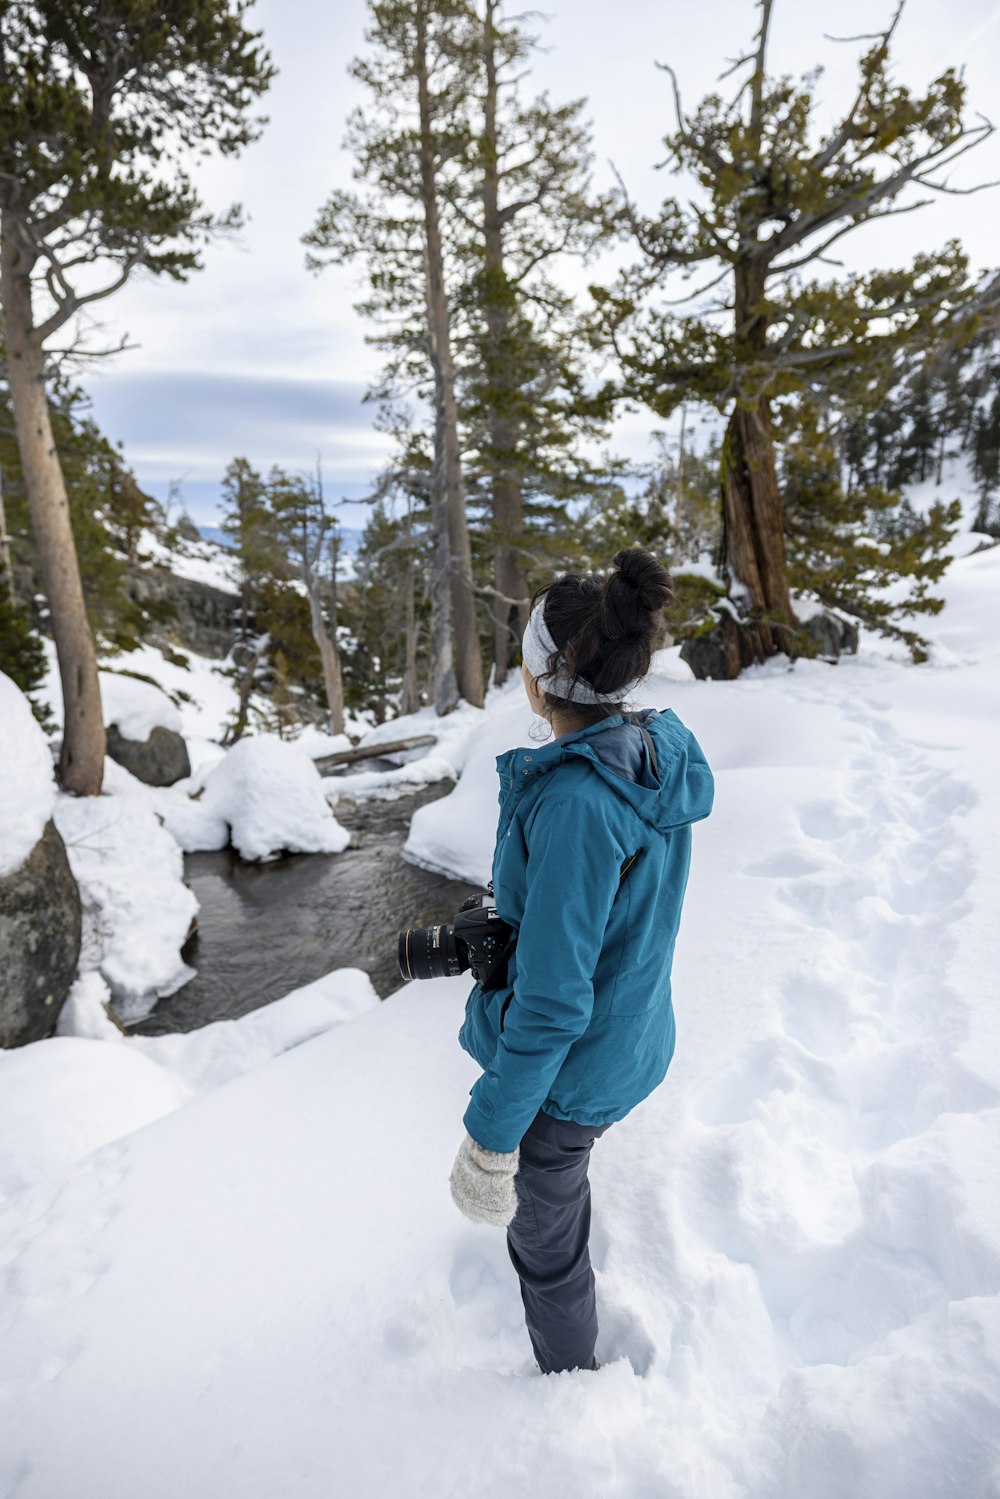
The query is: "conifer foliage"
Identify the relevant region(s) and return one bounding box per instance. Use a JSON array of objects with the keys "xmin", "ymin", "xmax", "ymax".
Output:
[
  {"xmin": 0, "ymin": 0, "xmax": 273, "ymax": 789},
  {"xmin": 594, "ymin": 0, "xmax": 998, "ymax": 671},
  {"xmin": 305, "ymin": 0, "xmax": 616, "ymax": 711}
]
